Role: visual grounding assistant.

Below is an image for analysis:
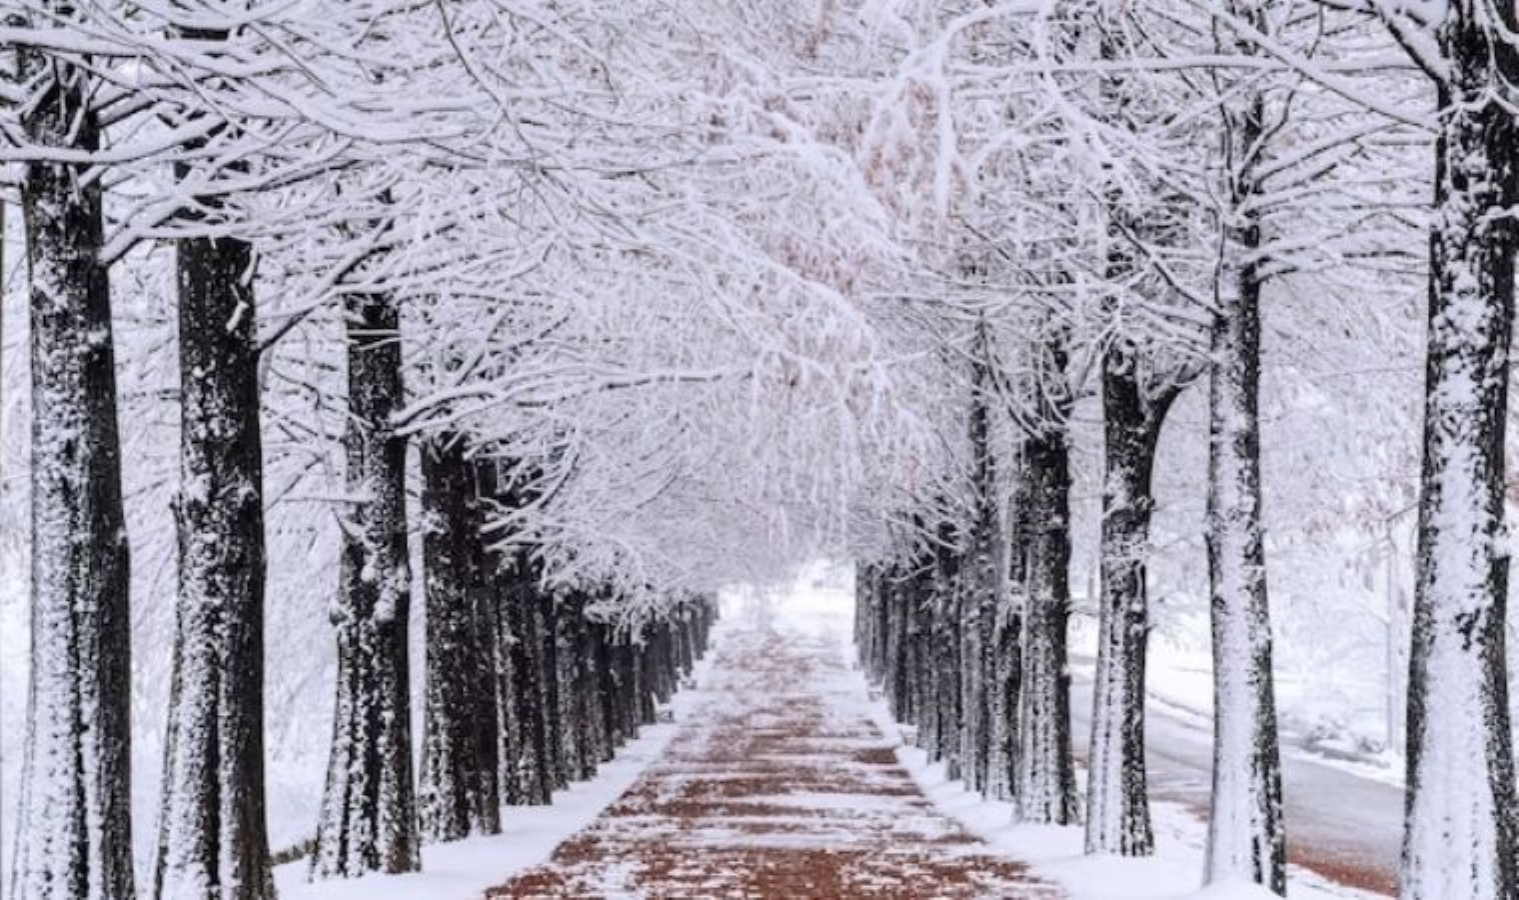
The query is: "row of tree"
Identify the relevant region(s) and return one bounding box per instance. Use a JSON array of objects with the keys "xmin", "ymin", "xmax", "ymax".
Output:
[
  {"xmin": 6, "ymin": 22, "xmax": 720, "ymax": 889},
  {"xmin": 2, "ymin": 3, "xmax": 775, "ymax": 898},
  {"xmin": 843, "ymin": 1, "xmax": 1519, "ymax": 899}
]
